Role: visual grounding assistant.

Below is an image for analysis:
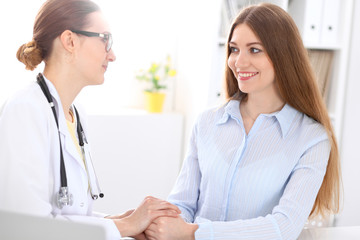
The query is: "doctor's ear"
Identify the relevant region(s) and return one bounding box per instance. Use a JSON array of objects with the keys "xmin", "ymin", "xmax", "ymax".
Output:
[{"xmin": 59, "ymin": 30, "xmax": 78, "ymax": 53}]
